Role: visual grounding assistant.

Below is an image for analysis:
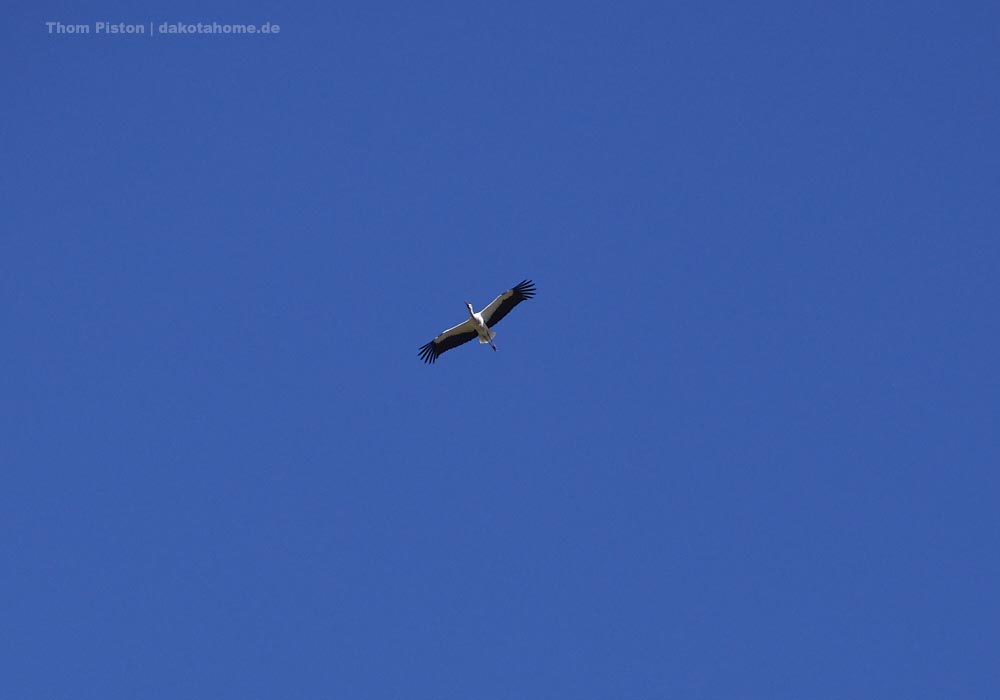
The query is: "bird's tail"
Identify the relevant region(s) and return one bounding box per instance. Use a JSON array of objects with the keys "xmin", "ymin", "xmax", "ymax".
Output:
[{"xmin": 478, "ymin": 329, "xmax": 496, "ymax": 344}]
